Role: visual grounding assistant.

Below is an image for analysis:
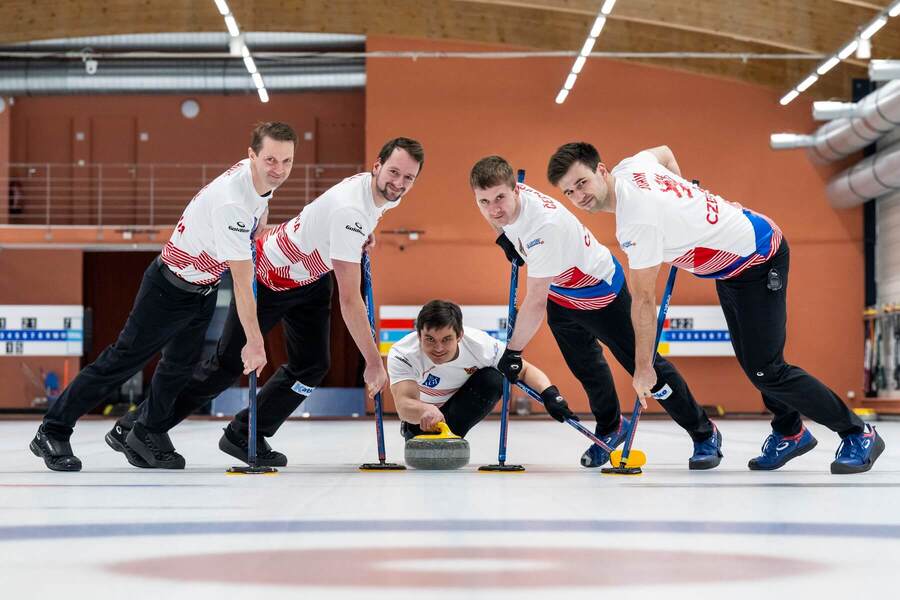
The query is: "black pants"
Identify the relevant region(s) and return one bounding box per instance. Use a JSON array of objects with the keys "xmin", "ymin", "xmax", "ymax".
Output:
[
  {"xmin": 546, "ymin": 283, "xmax": 713, "ymax": 442},
  {"xmin": 159, "ymin": 274, "xmax": 333, "ymax": 437},
  {"xmin": 43, "ymin": 258, "xmax": 217, "ymax": 438},
  {"xmin": 716, "ymin": 239, "xmax": 863, "ymax": 437},
  {"xmin": 400, "ymin": 368, "xmax": 503, "ymax": 439}
]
